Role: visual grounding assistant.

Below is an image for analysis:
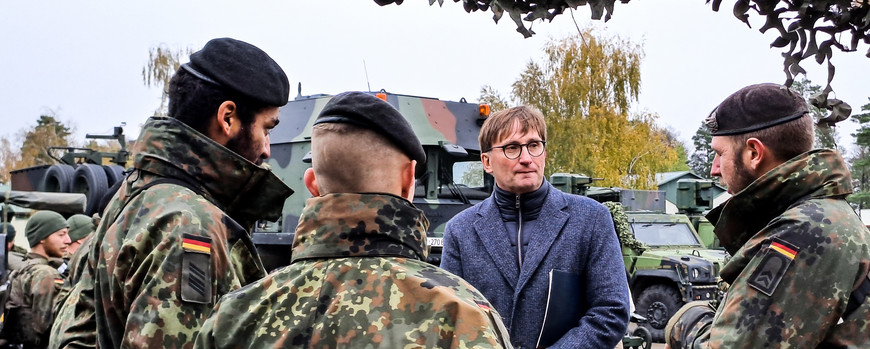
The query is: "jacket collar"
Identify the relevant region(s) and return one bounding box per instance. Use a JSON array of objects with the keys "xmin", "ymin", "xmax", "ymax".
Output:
[
  {"xmin": 131, "ymin": 117, "xmax": 293, "ymax": 223},
  {"xmin": 707, "ymin": 149, "xmax": 852, "ymax": 255},
  {"xmin": 474, "ymin": 181, "xmax": 569, "ymax": 292},
  {"xmin": 290, "ymin": 193, "xmax": 429, "ymax": 263}
]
